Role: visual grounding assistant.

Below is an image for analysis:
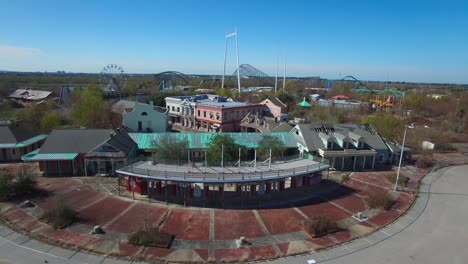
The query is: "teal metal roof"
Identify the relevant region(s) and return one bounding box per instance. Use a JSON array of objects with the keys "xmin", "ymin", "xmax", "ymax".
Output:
[
  {"xmin": 0, "ymin": 134, "xmax": 47, "ymax": 148},
  {"xmin": 129, "ymin": 132, "xmax": 298, "ymax": 150},
  {"xmin": 297, "ymin": 98, "xmax": 312, "ymax": 107},
  {"xmin": 22, "ymin": 149, "xmax": 78, "ymax": 161}
]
